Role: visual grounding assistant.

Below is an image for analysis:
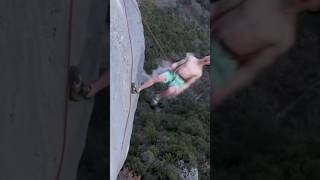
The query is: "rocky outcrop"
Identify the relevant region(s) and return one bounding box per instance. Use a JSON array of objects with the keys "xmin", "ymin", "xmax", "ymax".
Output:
[
  {"xmin": 178, "ymin": 160, "xmax": 199, "ymax": 180},
  {"xmin": 110, "ymin": 0, "xmax": 145, "ymax": 179}
]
